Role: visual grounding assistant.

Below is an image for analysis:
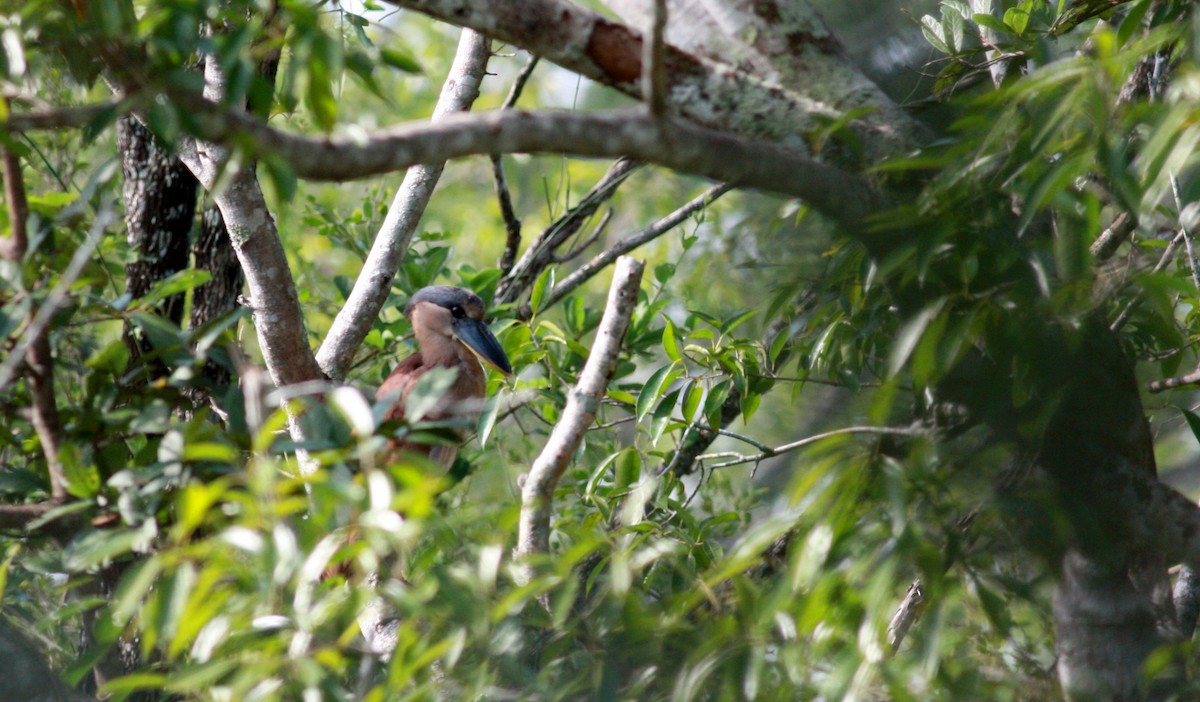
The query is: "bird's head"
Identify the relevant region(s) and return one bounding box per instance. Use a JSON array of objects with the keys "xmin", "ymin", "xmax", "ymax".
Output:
[{"xmin": 405, "ymin": 286, "xmax": 513, "ymax": 375}]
